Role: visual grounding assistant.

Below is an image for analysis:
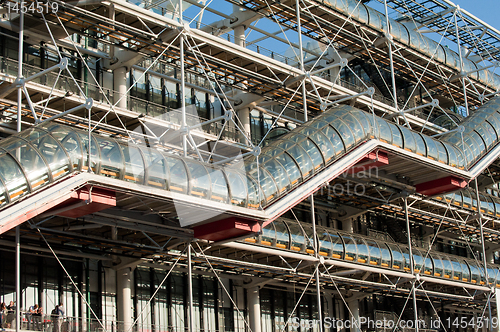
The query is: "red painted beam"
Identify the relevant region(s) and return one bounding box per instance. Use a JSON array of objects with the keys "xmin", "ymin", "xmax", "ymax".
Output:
[
  {"xmin": 347, "ymin": 151, "xmax": 389, "ymax": 174},
  {"xmin": 48, "ymin": 187, "xmax": 116, "ymax": 218},
  {"xmin": 193, "ymin": 217, "xmax": 260, "ymax": 242},
  {"xmin": 416, "ymin": 176, "xmax": 467, "ymax": 196}
]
